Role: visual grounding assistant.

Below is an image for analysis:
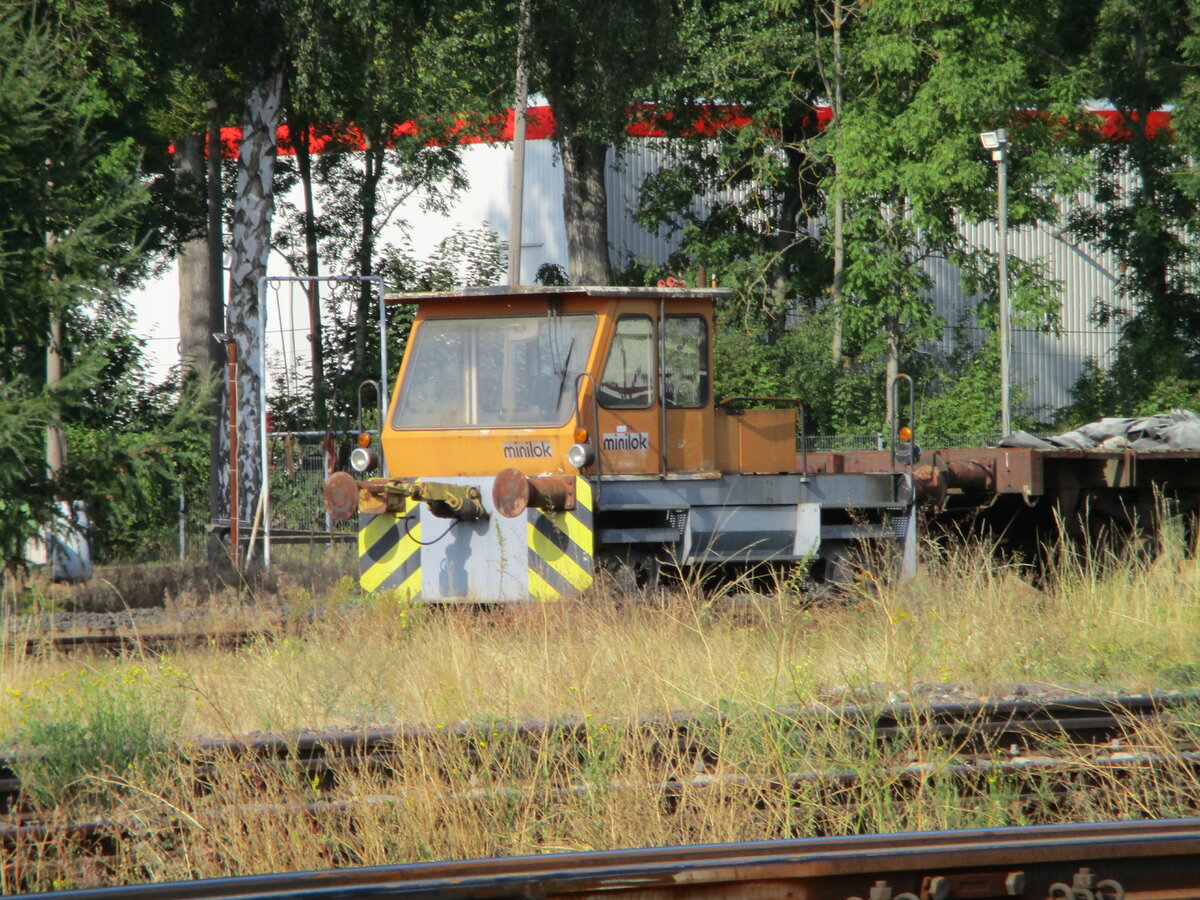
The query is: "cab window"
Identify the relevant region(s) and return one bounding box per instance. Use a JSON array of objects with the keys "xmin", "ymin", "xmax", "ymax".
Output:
[
  {"xmin": 664, "ymin": 315, "xmax": 709, "ymax": 408},
  {"xmin": 599, "ymin": 315, "xmax": 654, "ymax": 409},
  {"xmin": 393, "ymin": 314, "xmax": 597, "ymax": 429}
]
